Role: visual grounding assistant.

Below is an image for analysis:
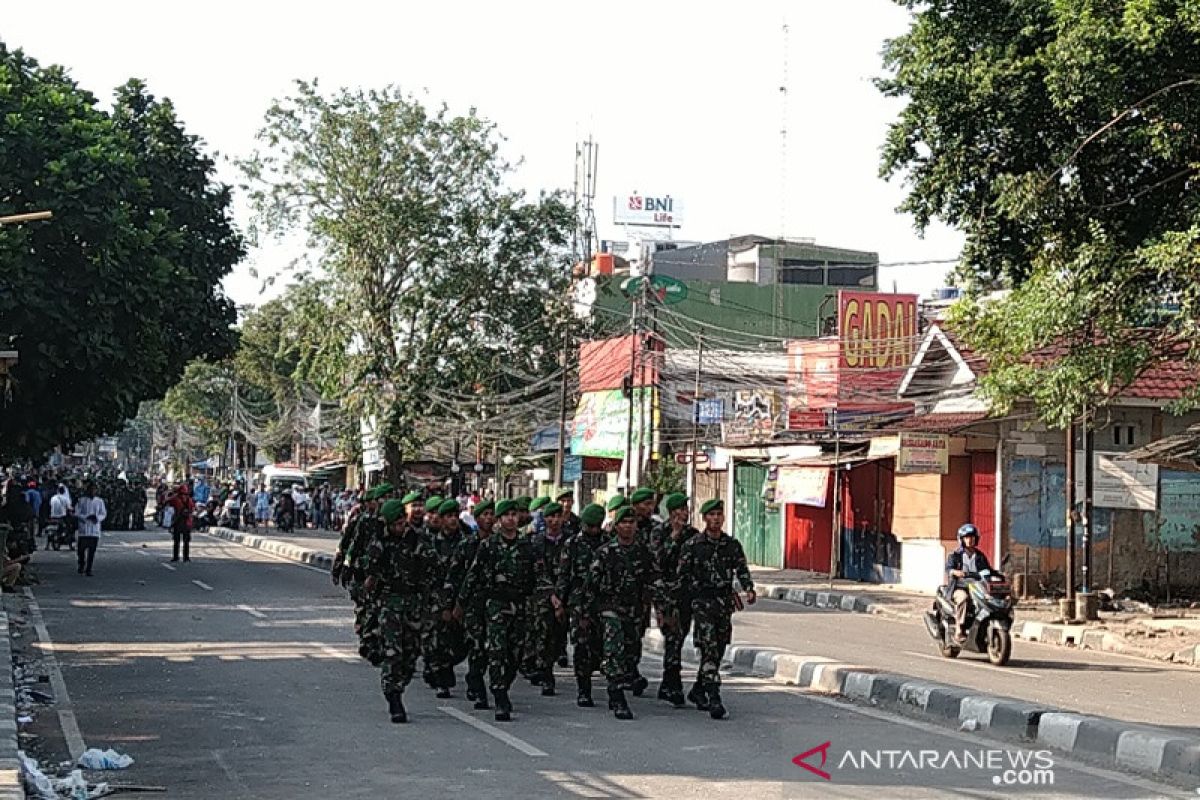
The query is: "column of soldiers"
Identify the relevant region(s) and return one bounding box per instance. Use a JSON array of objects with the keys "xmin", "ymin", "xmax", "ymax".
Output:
[{"xmin": 331, "ymin": 484, "xmax": 755, "ymax": 725}]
